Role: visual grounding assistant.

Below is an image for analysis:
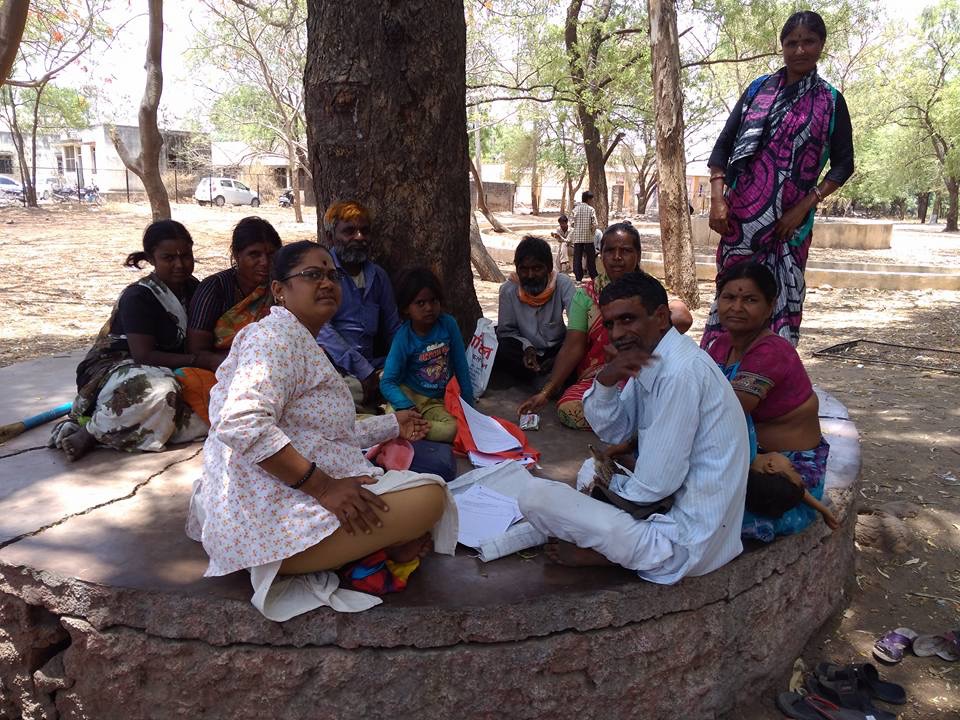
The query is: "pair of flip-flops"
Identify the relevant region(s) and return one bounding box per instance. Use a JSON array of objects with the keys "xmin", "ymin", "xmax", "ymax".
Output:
[
  {"xmin": 777, "ymin": 662, "xmax": 906, "ymax": 720},
  {"xmin": 874, "ymin": 626, "xmax": 960, "ymax": 663}
]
